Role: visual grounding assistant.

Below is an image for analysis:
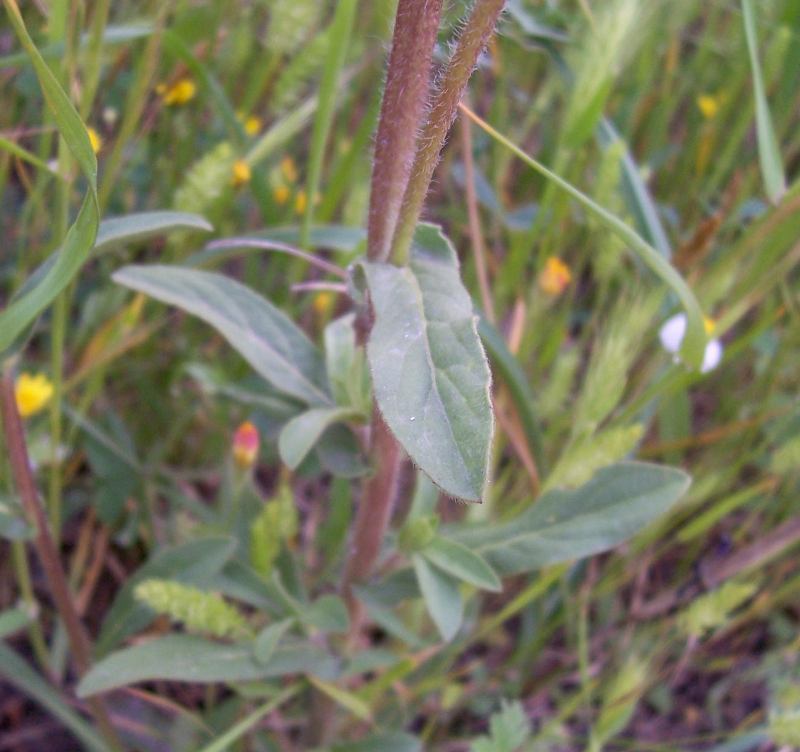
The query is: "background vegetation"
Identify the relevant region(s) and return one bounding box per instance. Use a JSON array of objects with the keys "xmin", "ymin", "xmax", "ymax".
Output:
[{"xmin": 0, "ymin": 0, "xmax": 799, "ymax": 750}]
